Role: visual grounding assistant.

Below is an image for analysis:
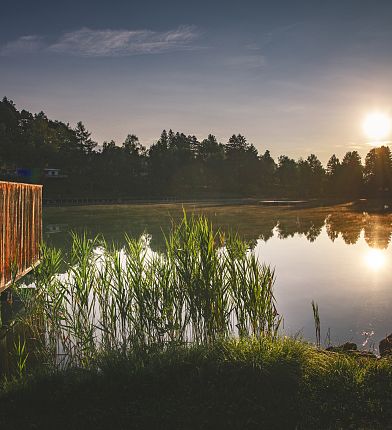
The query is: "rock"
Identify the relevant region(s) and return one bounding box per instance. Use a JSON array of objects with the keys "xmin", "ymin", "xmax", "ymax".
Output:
[
  {"xmin": 350, "ymin": 350, "xmax": 377, "ymax": 359},
  {"xmin": 379, "ymin": 334, "xmax": 392, "ymax": 357},
  {"xmin": 326, "ymin": 342, "xmax": 358, "ymax": 352},
  {"xmin": 326, "ymin": 342, "xmax": 376, "ymax": 359}
]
